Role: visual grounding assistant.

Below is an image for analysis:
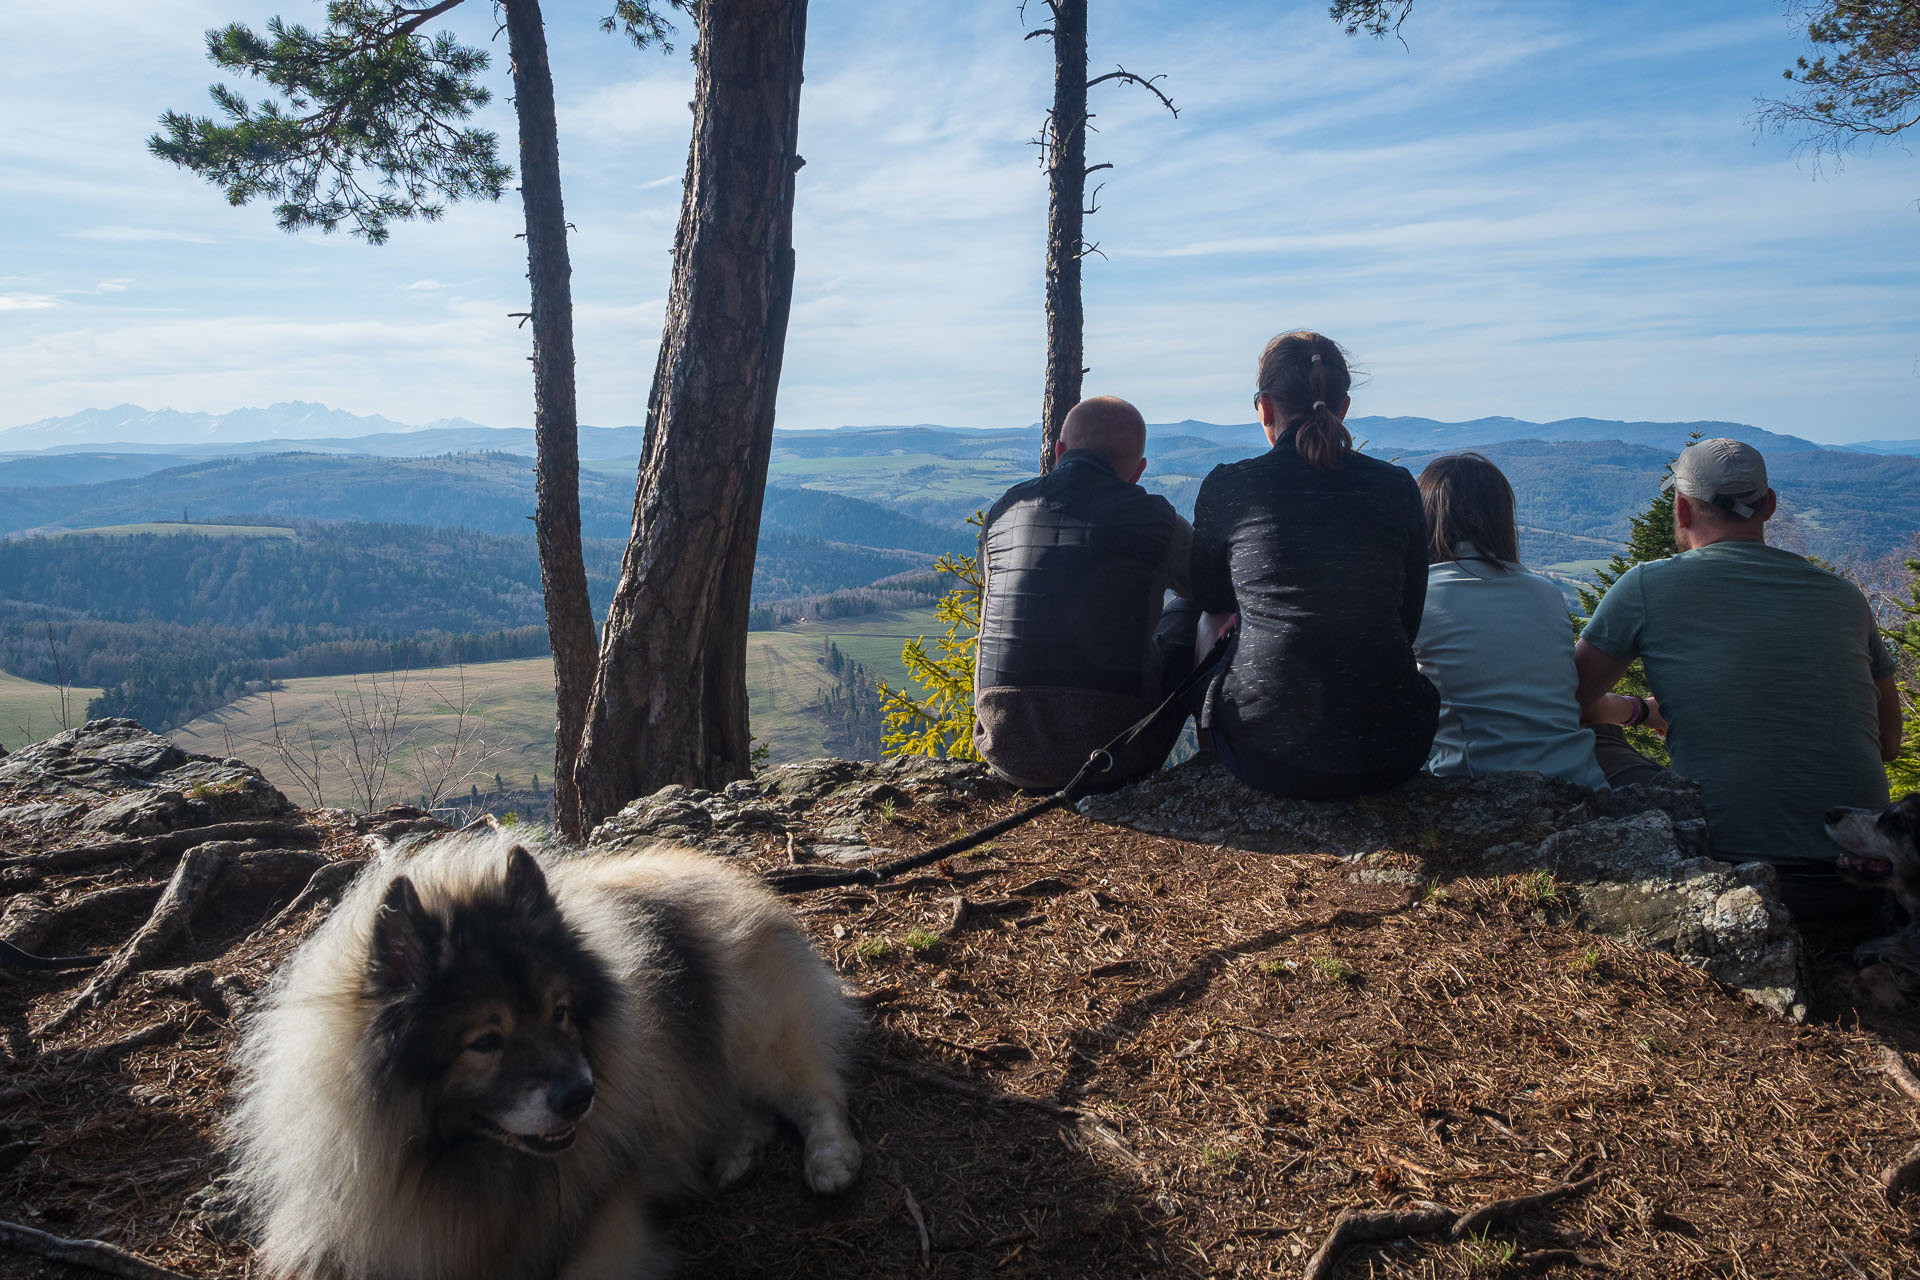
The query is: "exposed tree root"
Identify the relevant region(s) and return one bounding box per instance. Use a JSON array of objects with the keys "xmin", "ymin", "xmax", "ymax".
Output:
[
  {"xmin": 1882, "ymin": 1139, "xmax": 1920, "ymax": 1208},
  {"xmin": 0, "ymin": 821, "xmax": 317, "ymax": 885},
  {"xmin": 0, "ymin": 1218, "xmax": 193, "ymax": 1279},
  {"xmin": 260, "ymin": 857, "xmax": 367, "ymax": 932},
  {"xmin": 220, "ymin": 847, "xmax": 327, "ymax": 892},
  {"xmin": 1448, "ymin": 1173, "xmax": 1601, "ymax": 1240},
  {"xmin": 1302, "ymin": 1174, "xmax": 1604, "ymax": 1280},
  {"xmin": 4, "ymin": 884, "xmax": 160, "ymax": 954},
  {"xmin": 37, "ymin": 844, "xmax": 325, "ymax": 1032},
  {"xmin": 1303, "ymin": 1203, "xmax": 1455, "ymax": 1280},
  {"xmin": 130, "ymin": 965, "xmax": 251, "ymax": 1019},
  {"xmin": 1875, "ymin": 1044, "xmax": 1920, "ymax": 1108},
  {"xmin": 37, "ymin": 847, "xmax": 229, "ymax": 1035}
]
